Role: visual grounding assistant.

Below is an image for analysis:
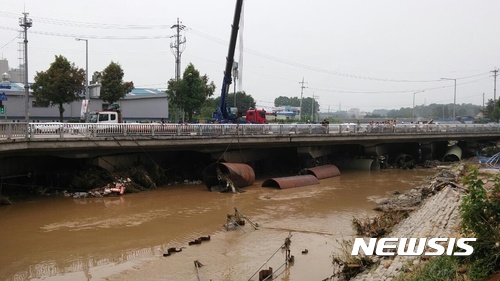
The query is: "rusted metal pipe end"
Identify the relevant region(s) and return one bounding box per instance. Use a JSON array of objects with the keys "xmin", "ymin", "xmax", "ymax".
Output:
[
  {"xmin": 262, "ymin": 175, "xmax": 319, "ymax": 189},
  {"xmin": 202, "ymin": 162, "xmax": 255, "ymax": 191},
  {"xmin": 303, "ymin": 164, "xmax": 340, "ymax": 179}
]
